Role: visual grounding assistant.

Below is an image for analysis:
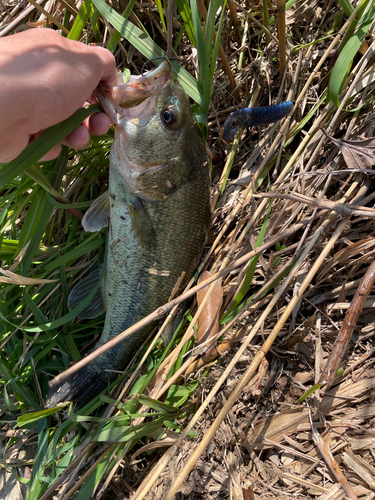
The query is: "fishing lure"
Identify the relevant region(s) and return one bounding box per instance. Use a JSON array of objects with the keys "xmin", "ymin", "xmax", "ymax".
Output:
[{"xmin": 223, "ymin": 101, "xmax": 294, "ymax": 141}]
